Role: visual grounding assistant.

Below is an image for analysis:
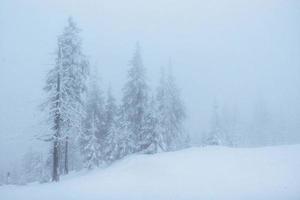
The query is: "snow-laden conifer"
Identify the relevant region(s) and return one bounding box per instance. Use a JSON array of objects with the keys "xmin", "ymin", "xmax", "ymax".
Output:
[
  {"xmin": 156, "ymin": 63, "xmax": 187, "ymax": 151},
  {"xmin": 120, "ymin": 43, "xmax": 149, "ymax": 153},
  {"xmin": 80, "ymin": 68, "xmax": 105, "ymax": 168},
  {"xmin": 43, "ymin": 17, "xmax": 89, "ymax": 181}
]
